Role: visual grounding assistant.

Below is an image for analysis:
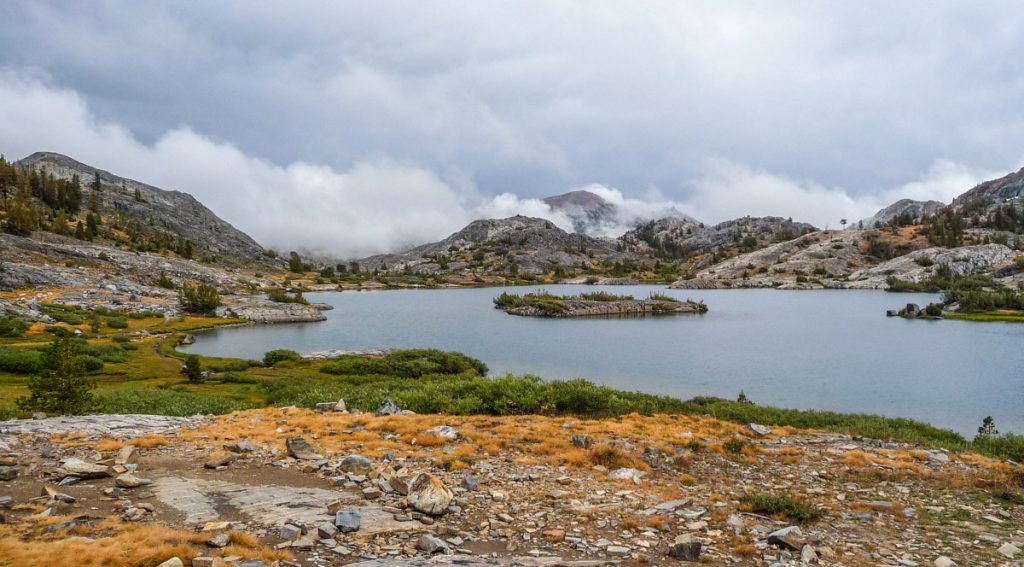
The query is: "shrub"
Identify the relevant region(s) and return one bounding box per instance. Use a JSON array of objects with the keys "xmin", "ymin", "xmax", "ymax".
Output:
[
  {"xmin": 0, "ymin": 348, "xmax": 44, "ymax": 374},
  {"xmin": 263, "ymin": 349, "xmax": 302, "ymax": 366},
  {"xmin": 178, "ymin": 282, "xmax": 222, "ymax": 314},
  {"xmin": 77, "ymin": 355, "xmax": 104, "ymax": 372},
  {"xmin": 741, "ymin": 493, "xmax": 822, "ymax": 523},
  {"xmin": 723, "ymin": 437, "xmax": 748, "ymax": 454},
  {"xmin": 221, "ymin": 371, "xmax": 258, "ymax": 384},
  {"xmin": 96, "ymin": 388, "xmax": 251, "ymax": 416},
  {"xmin": 182, "ymin": 355, "xmax": 203, "ymax": 383},
  {"xmin": 107, "ymin": 316, "xmax": 129, "ymax": 329},
  {"xmin": 219, "ymin": 360, "xmax": 252, "ymax": 372},
  {"xmin": 0, "ymin": 316, "xmax": 29, "ymax": 338},
  {"xmin": 111, "ymin": 335, "xmax": 132, "ymax": 343},
  {"xmin": 16, "ymin": 336, "xmax": 95, "ymax": 415},
  {"xmin": 155, "ymin": 273, "xmax": 175, "ymax": 289},
  {"xmin": 267, "ymin": 288, "xmax": 309, "ymax": 304},
  {"xmin": 320, "ymin": 349, "xmax": 487, "ymax": 378}
]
